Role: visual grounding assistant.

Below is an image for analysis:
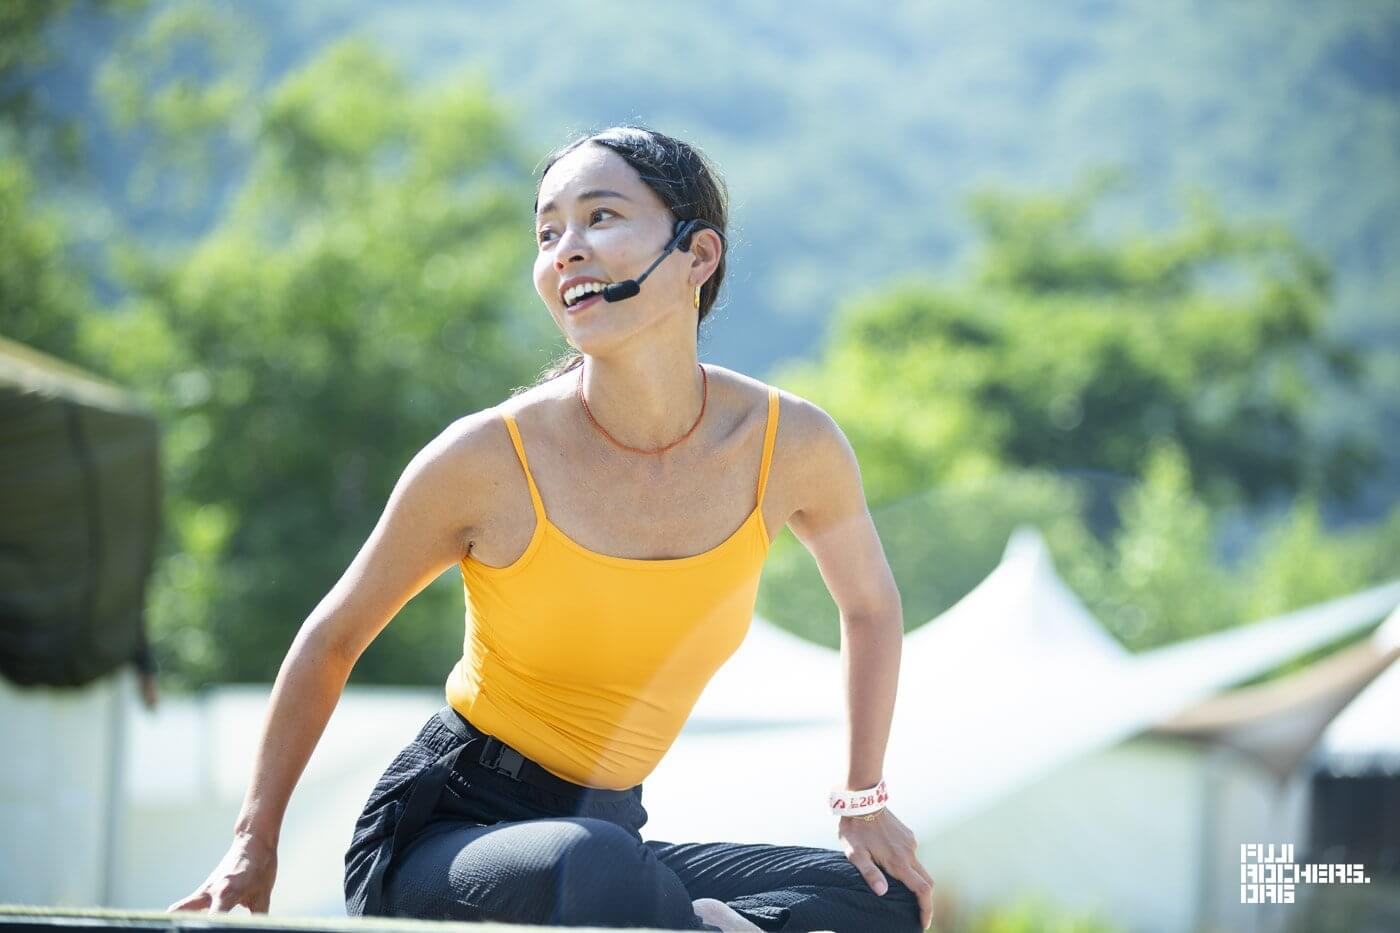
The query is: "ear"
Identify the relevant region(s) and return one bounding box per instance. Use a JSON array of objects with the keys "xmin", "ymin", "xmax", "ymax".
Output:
[{"xmin": 687, "ymin": 226, "xmax": 724, "ymax": 288}]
